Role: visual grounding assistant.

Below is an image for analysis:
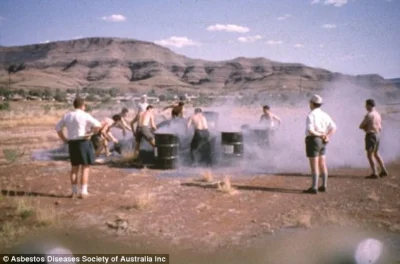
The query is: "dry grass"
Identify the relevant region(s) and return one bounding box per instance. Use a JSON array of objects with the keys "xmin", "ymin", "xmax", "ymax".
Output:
[
  {"xmin": 14, "ymin": 196, "xmax": 58, "ymax": 226},
  {"xmin": 117, "ymin": 151, "xmax": 136, "ymax": 164},
  {"xmin": 217, "ymin": 176, "xmax": 238, "ymax": 195},
  {"xmin": 296, "ymin": 212, "xmax": 312, "ymax": 229},
  {"xmin": 200, "ymin": 170, "xmax": 213, "ymax": 183},
  {"xmin": 0, "ymin": 196, "xmax": 59, "ymax": 247},
  {"xmin": 0, "ymin": 115, "xmax": 62, "ymax": 128},
  {"xmin": 367, "ymin": 191, "xmax": 380, "ymax": 202},
  {"xmin": 132, "ymin": 192, "xmax": 154, "ymax": 210}
]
